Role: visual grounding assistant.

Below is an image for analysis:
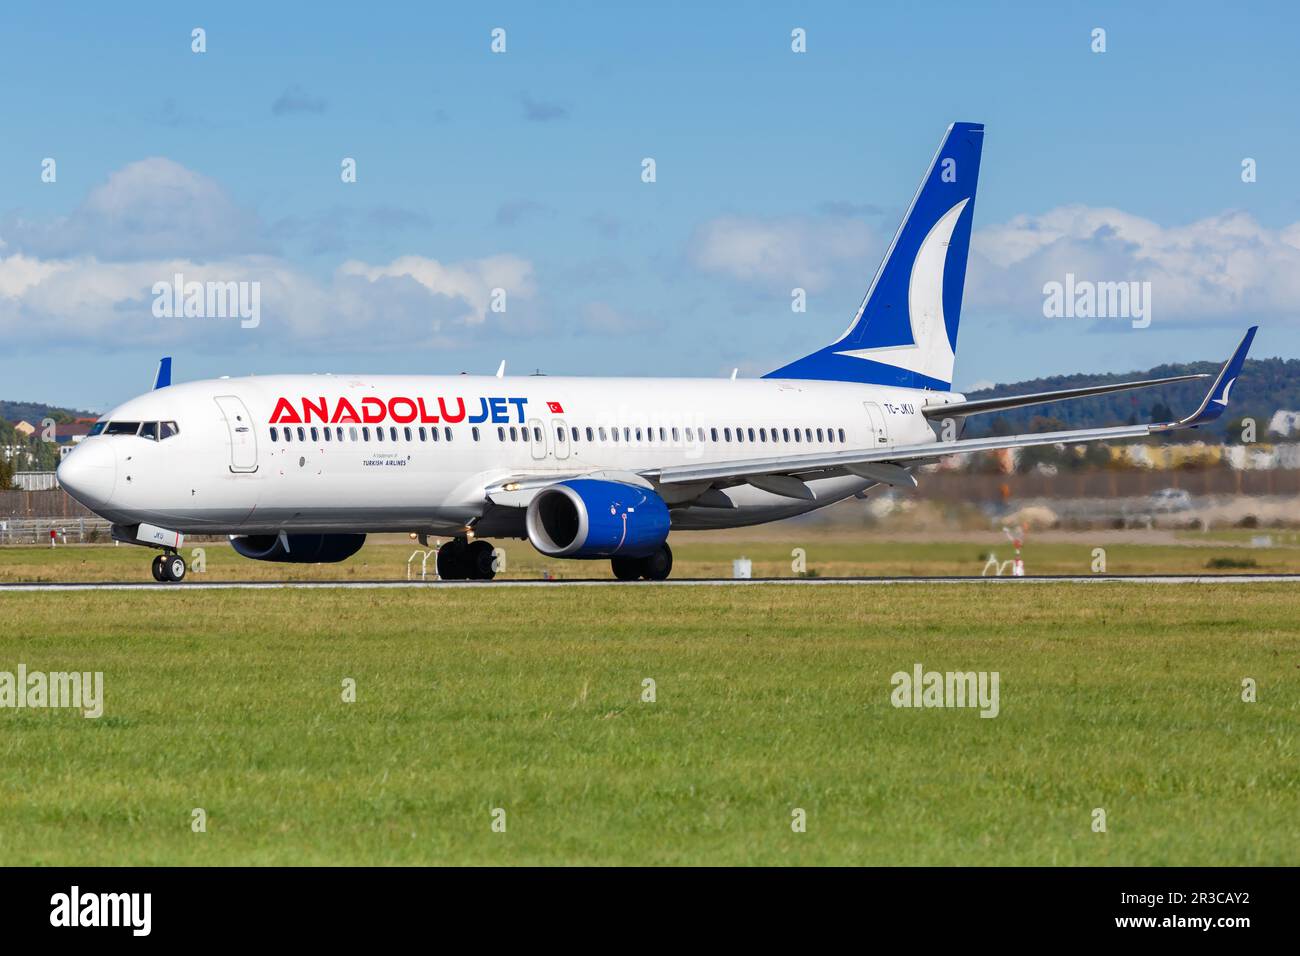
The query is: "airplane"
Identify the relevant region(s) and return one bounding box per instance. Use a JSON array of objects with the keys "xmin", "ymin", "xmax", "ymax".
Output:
[{"xmin": 56, "ymin": 122, "xmax": 1257, "ymax": 583}]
